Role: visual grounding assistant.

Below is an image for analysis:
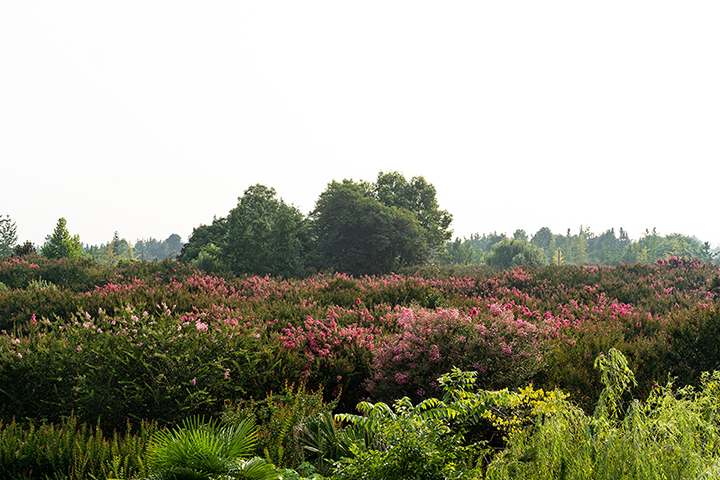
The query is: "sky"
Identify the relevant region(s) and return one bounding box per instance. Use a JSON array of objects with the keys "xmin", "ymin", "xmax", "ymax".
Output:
[{"xmin": 2, "ymin": 2, "xmax": 719, "ymax": 249}]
